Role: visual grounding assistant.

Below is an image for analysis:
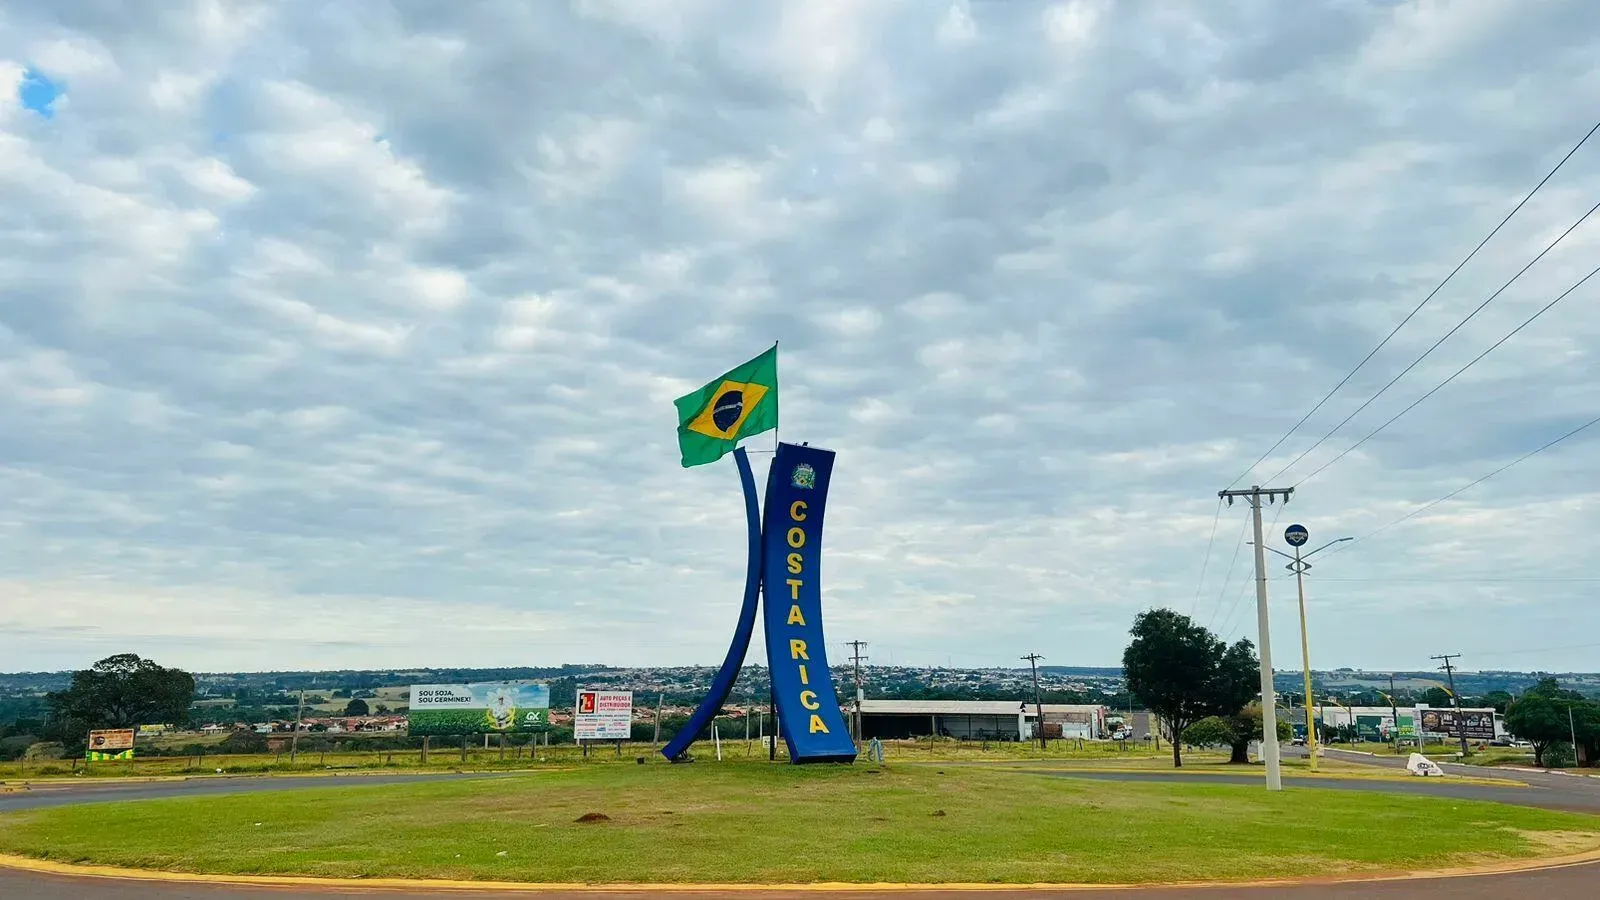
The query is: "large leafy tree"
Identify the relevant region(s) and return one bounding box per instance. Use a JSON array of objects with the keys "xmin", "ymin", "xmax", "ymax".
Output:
[
  {"xmin": 47, "ymin": 654, "xmax": 195, "ymax": 731},
  {"xmin": 1505, "ymin": 678, "xmax": 1594, "ymax": 767},
  {"xmin": 1122, "ymin": 609, "xmax": 1261, "ymax": 767}
]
